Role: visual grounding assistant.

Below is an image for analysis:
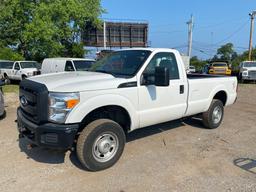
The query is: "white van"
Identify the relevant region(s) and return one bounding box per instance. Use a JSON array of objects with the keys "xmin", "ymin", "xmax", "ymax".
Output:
[{"xmin": 41, "ymin": 58, "xmax": 95, "ymax": 74}]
